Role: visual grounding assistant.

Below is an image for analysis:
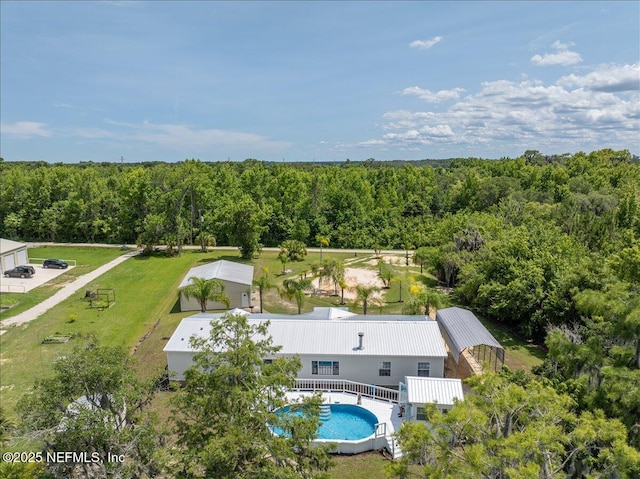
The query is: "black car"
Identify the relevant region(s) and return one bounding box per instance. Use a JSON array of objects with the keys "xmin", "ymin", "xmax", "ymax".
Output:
[
  {"xmin": 4, "ymin": 265, "xmax": 34, "ymax": 278},
  {"xmin": 18, "ymin": 265, "xmax": 35, "ymax": 275},
  {"xmin": 43, "ymin": 259, "xmax": 68, "ymax": 269}
]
